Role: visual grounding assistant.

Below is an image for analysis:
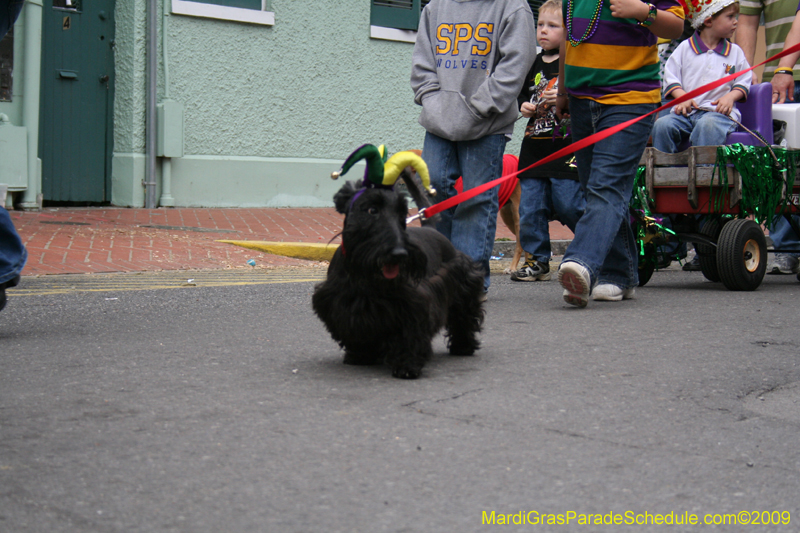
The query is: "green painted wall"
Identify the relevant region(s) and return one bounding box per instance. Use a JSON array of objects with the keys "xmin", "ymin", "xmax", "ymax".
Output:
[{"xmin": 112, "ymin": 0, "xmax": 525, "ymax": 207}]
